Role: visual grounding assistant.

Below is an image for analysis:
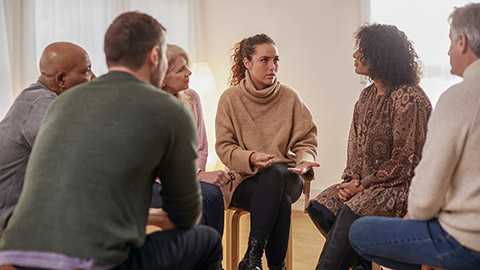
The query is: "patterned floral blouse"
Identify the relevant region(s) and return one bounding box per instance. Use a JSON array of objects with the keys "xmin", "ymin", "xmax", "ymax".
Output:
[
  {"xmin": 312, "ymin": 83, "xmax": 432, "ymax": 217},
  {"xmin": 342, "ymin": 83, "xmax": 432, "ymax": 188}
]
